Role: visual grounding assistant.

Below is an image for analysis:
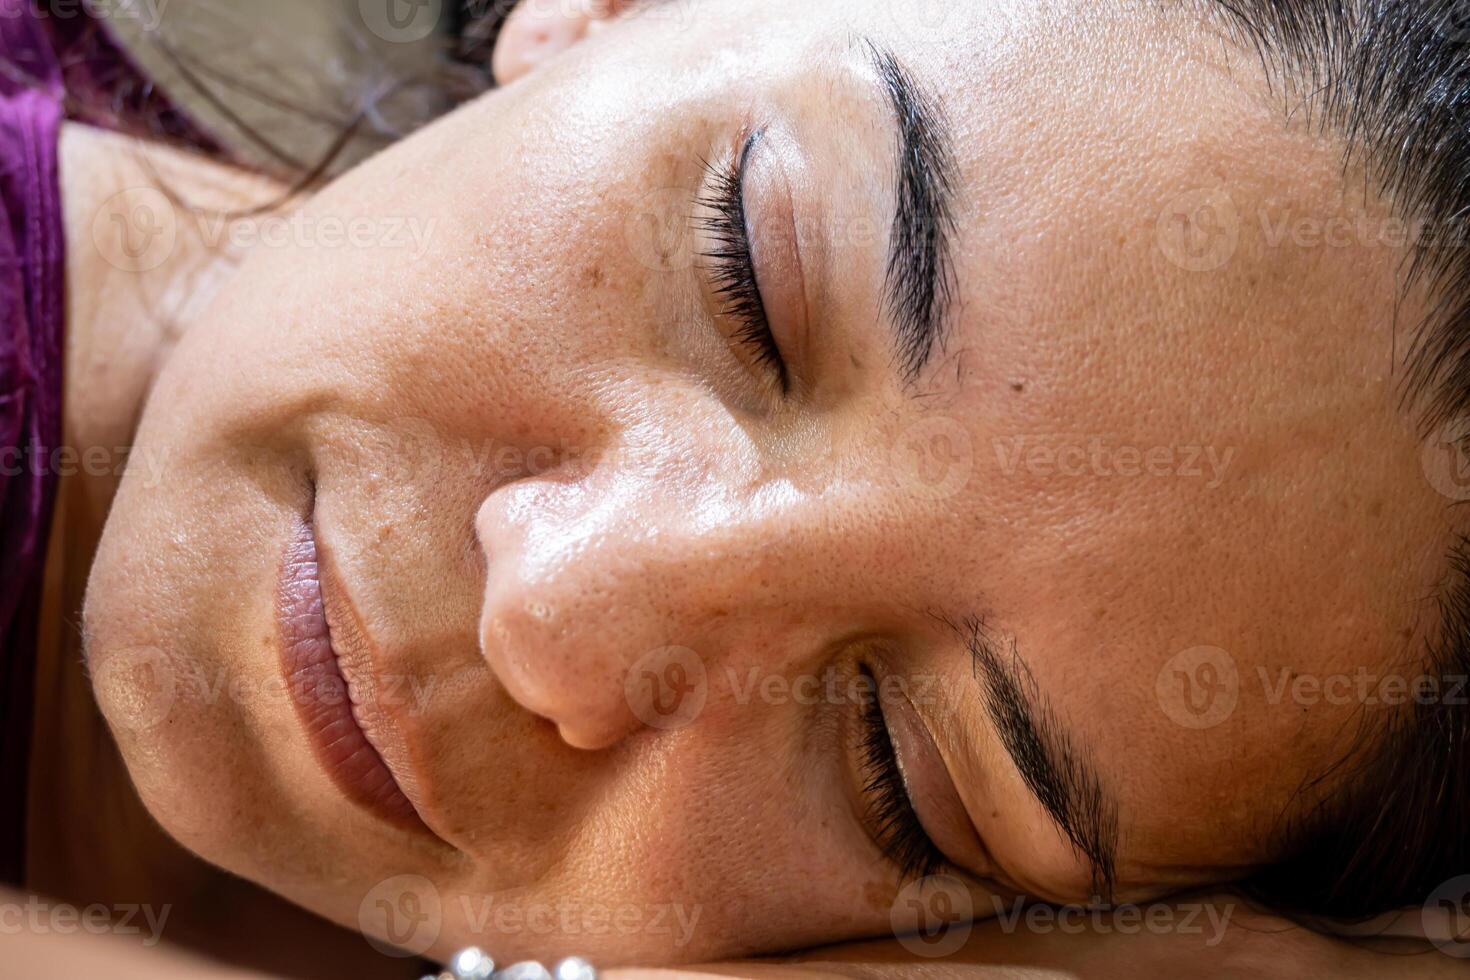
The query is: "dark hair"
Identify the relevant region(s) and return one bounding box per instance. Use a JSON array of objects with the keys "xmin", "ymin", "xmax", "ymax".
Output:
[
  {"xmin": 50, "ymin": 1, "xmax": 509, "ymax": 199},
  {"xmin": 1191, "ymin": 0, "xmax": 1470, "ymax": 923}
]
